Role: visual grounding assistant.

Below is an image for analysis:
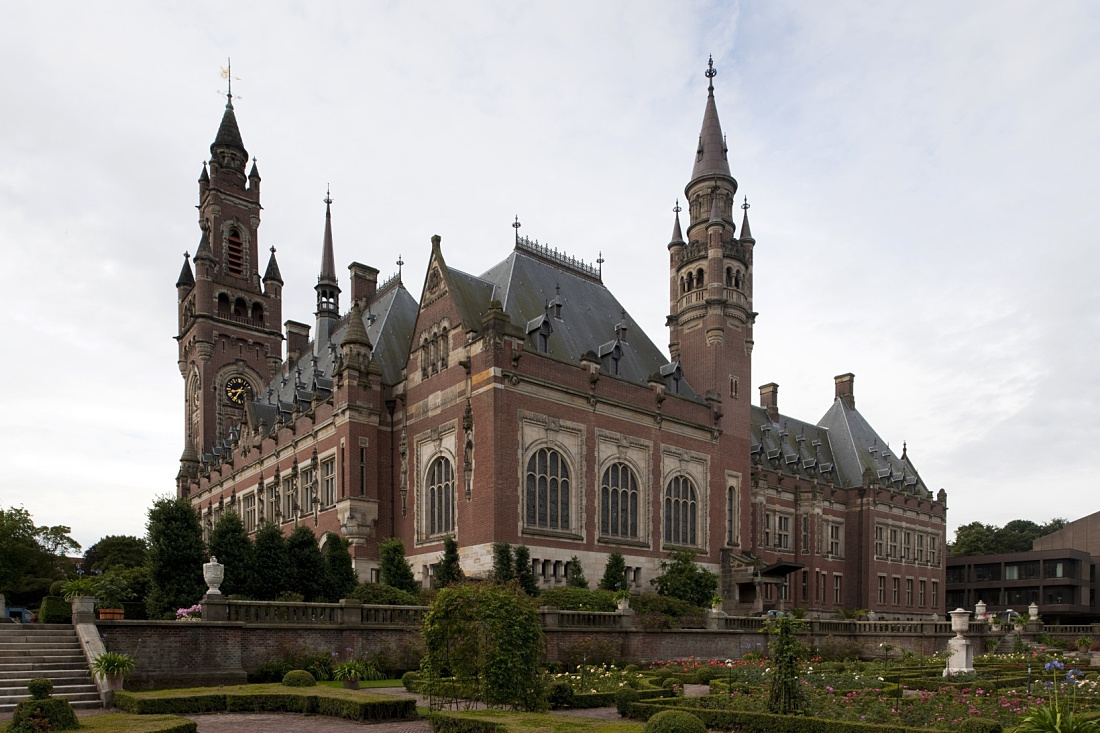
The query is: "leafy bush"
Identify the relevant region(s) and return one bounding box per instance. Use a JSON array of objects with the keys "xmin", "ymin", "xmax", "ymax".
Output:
[
  {"xmin": 91, "ymin": 651, "xmax": 136, "ymax": 679},
  {"xmin": 114, "ymin": 689, "xmax": 416, "ymax": 721},
  {"xmin": 558, "ymin": 636, "xmax": 620, "ymax": 670},
  {"xmin": 660, "ymin": 677, "xmax": 683, "ymax": 696},
  {"xmin": 649, "ymin": 550, "xmax": 718, "ymax": 608},
  {"xmin": 350, "ymin": 582, "xmax": 421, "ymax": 606},
  {"xmin": 644, "ymin": 709, "xmax": 707, "ymax": 733},
  {"xmin": 616, "ymin": 688, "xmax": 641, "ymax": 717},
  {"xmin": 379, "ymin": 538, "xmax": 419, "ymax": 595},
  {"xmin": 7, "ymin": 697, "xmax": 79, "ymax": 732},
  {"xmin": 27, "ymin": 678, "xmax": 53, "ymax": 699},
  {"xmin": 631, "ymin": 593, "xmax": 705, "ymax": 618},
  {"xmin": 566, "ymin": 555, "xmax": 589, "ymax": 588},
  {"xmin": 282, "ymin": 670, "xmax": 316, "ymax": 687},
  {"xmin": 537, "ymin": 587, "xmax": 615, "ymax": 611},
  {"xmin": 636, "ymin": 612, "xmax": 672, "ymax": 630},
  {"xmin": 402, "ymin": 671, "xmax": 420, "ymax": 691},
  {"xmin": 694, "ymin": 667, "xmax": 717, "ymax": 684},
  {"xmin": 38, "ymin": 595, "xmax": 71, "ymax": 623},
  {"xmin": 958, "ymin": 720, "xmax": 1004, "ymax": 733},
  {"xmin": 599, "ymin": 551, "xmax": 628, "ymax": 591},
  {"xmin": 624, "ymin": 664, "xmax": 639, "ymax": 673},
  {"xmin": 547, "ymin": 681, "xmax": 575, "ymax": 709}
]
